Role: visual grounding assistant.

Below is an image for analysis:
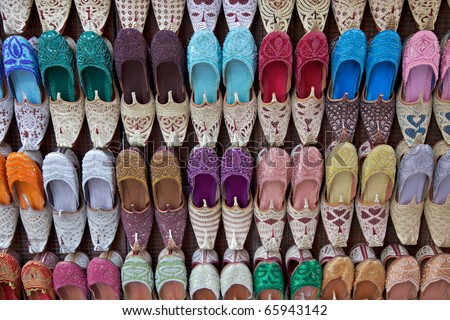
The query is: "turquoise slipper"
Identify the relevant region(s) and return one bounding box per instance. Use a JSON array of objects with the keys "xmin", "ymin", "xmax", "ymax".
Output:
[
  {"xmin": 222, "ymin": 27, "xmax": 257, "ymax": 105},
  {"xmin": 76, "ymin": 31, "xmax": 113, "ymax": 102},
  {"xmin": 331, "ymin": 29, "xmax": 367, "ymax": 100},
  {"xmin": 0, "ymin": 39, "xmax": 4, "ymax": 99},
  {"xmin": 365, "ymin": 30, "xmax": 402, "ymax": 101},
  {"xmin": 38, "ymin": 30, "xmax": 76, "ymax": 102},
  {"xmin": 187, "ymin": 30, "xmax": 221, "ymax": 105},
  {"xmin": 3, "ymin": 35, "xmax": 43, "ymax": 105}
]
